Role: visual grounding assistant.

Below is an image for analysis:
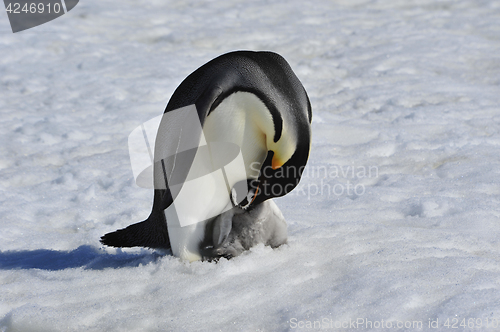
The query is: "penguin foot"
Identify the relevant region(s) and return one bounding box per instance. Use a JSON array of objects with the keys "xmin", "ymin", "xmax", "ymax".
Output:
[{"xmin": 100, "ymin": 209, "xmax": 170, "ymax": 249}]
